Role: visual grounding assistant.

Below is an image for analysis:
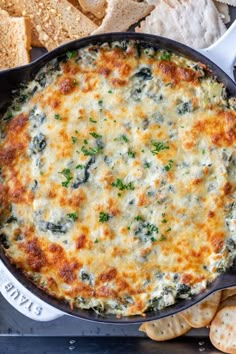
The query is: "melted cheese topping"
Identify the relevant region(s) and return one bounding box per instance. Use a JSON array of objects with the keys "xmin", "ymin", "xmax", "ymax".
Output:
[{"xmin": 0, "ymin": 41, "xmax": 236, "ymax": 316}]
